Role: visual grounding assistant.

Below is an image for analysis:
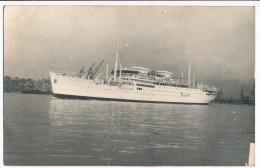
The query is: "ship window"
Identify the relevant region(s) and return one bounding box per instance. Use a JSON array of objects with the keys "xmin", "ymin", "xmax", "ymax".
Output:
[
  {"xmin": 137, "ymin": 87, "xmax": 142, "ymax": 90},
  {"xmin": 136, "ymin": 83, "xmax": 155, "ymax": 88},
  {"xmin": 54, "ymin": 79, "xmax": 57, "ymax": 83}
]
